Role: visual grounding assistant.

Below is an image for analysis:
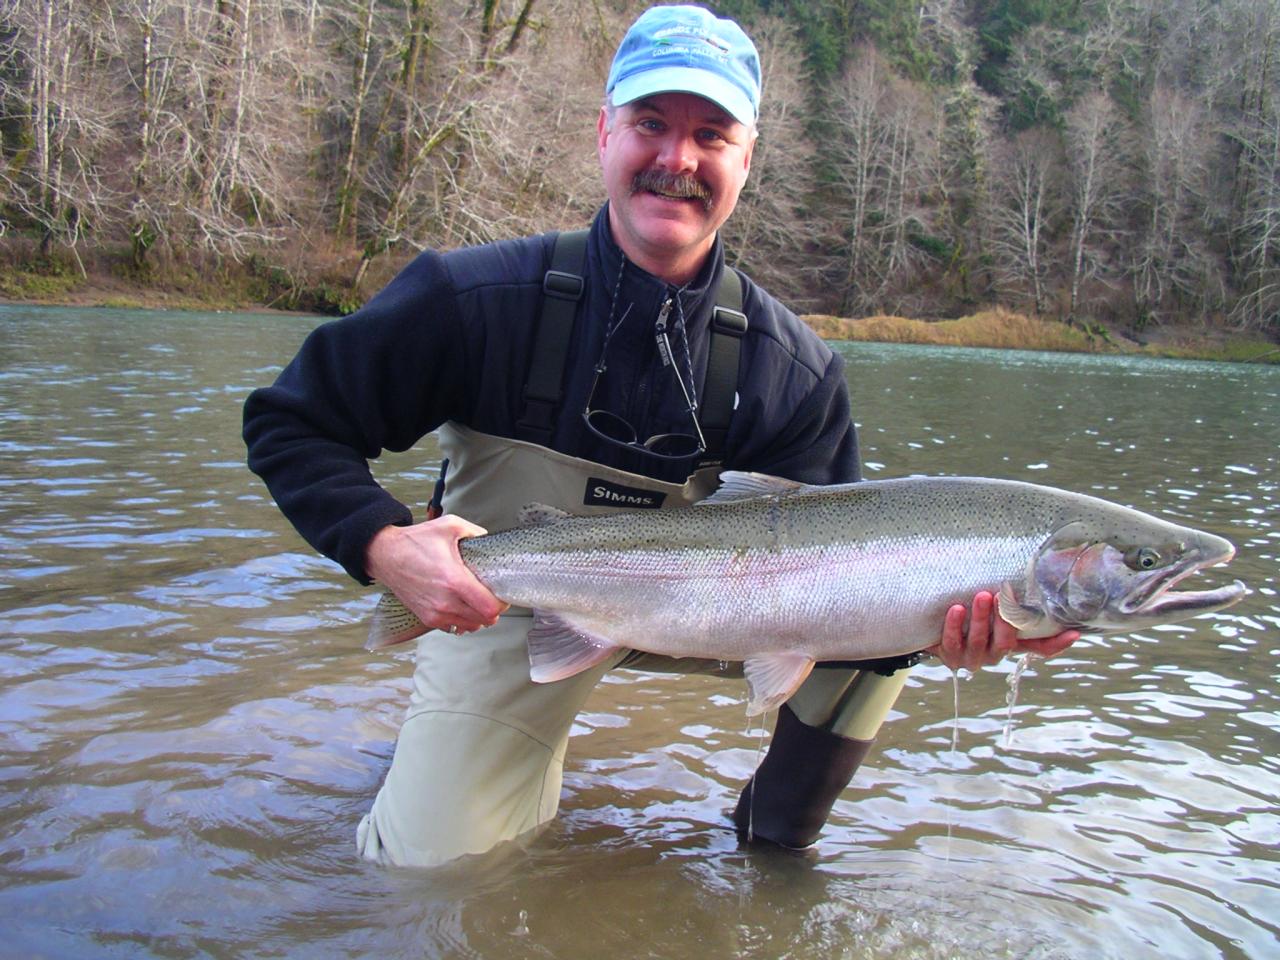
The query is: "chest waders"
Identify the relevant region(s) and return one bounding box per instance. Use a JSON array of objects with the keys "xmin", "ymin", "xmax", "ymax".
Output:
[{"xmin": 356, "ymin": 235, "xmax": 911, "ymax": 867}]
